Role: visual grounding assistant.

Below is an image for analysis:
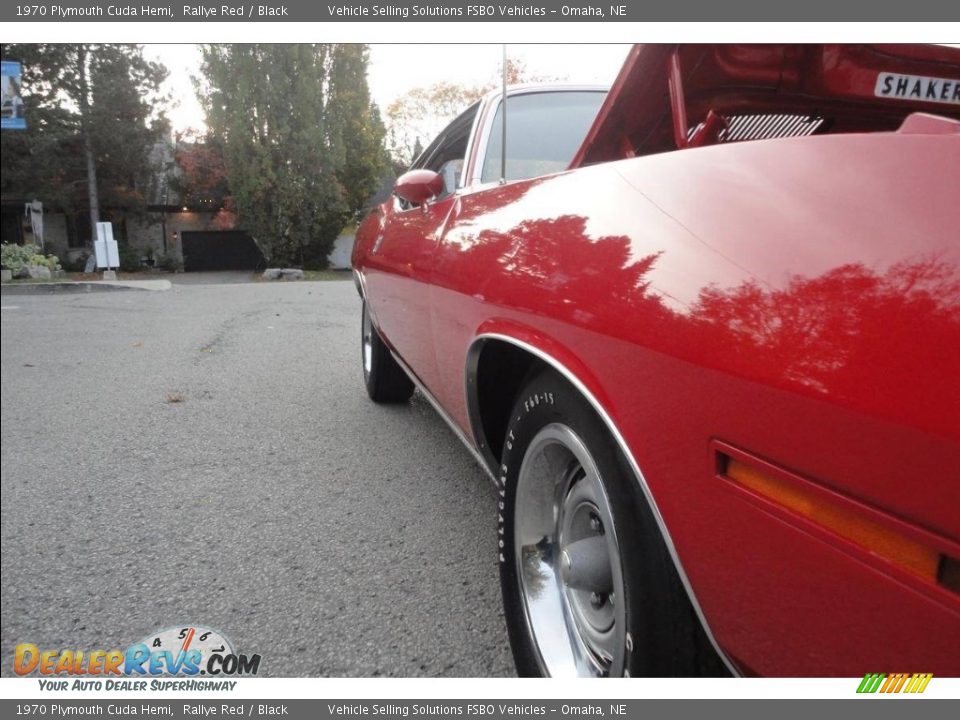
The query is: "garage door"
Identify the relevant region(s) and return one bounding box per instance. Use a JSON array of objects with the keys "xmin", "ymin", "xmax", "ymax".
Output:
[{"xmin": 181, "ymin": 231, "xmax": 266, "ymax": 272}]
